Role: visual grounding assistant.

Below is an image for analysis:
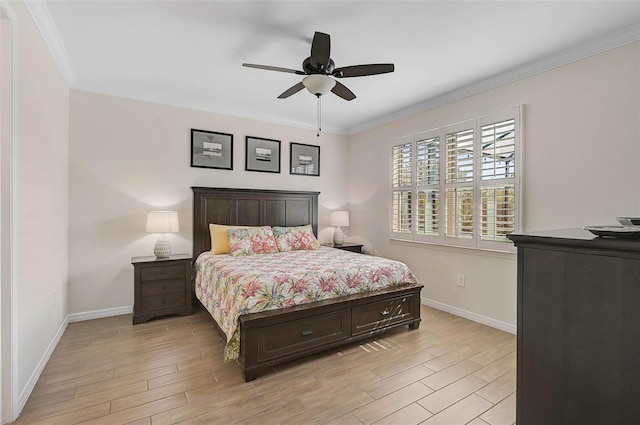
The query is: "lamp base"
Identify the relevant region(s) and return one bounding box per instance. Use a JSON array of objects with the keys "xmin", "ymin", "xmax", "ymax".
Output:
[
  {"xmin": 333, "ymin": 226, "xmax": 345, "ymax": 245},
  {"xmin": 154, "ymin": 235, "xmax": 172, "ymax": 258}
]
